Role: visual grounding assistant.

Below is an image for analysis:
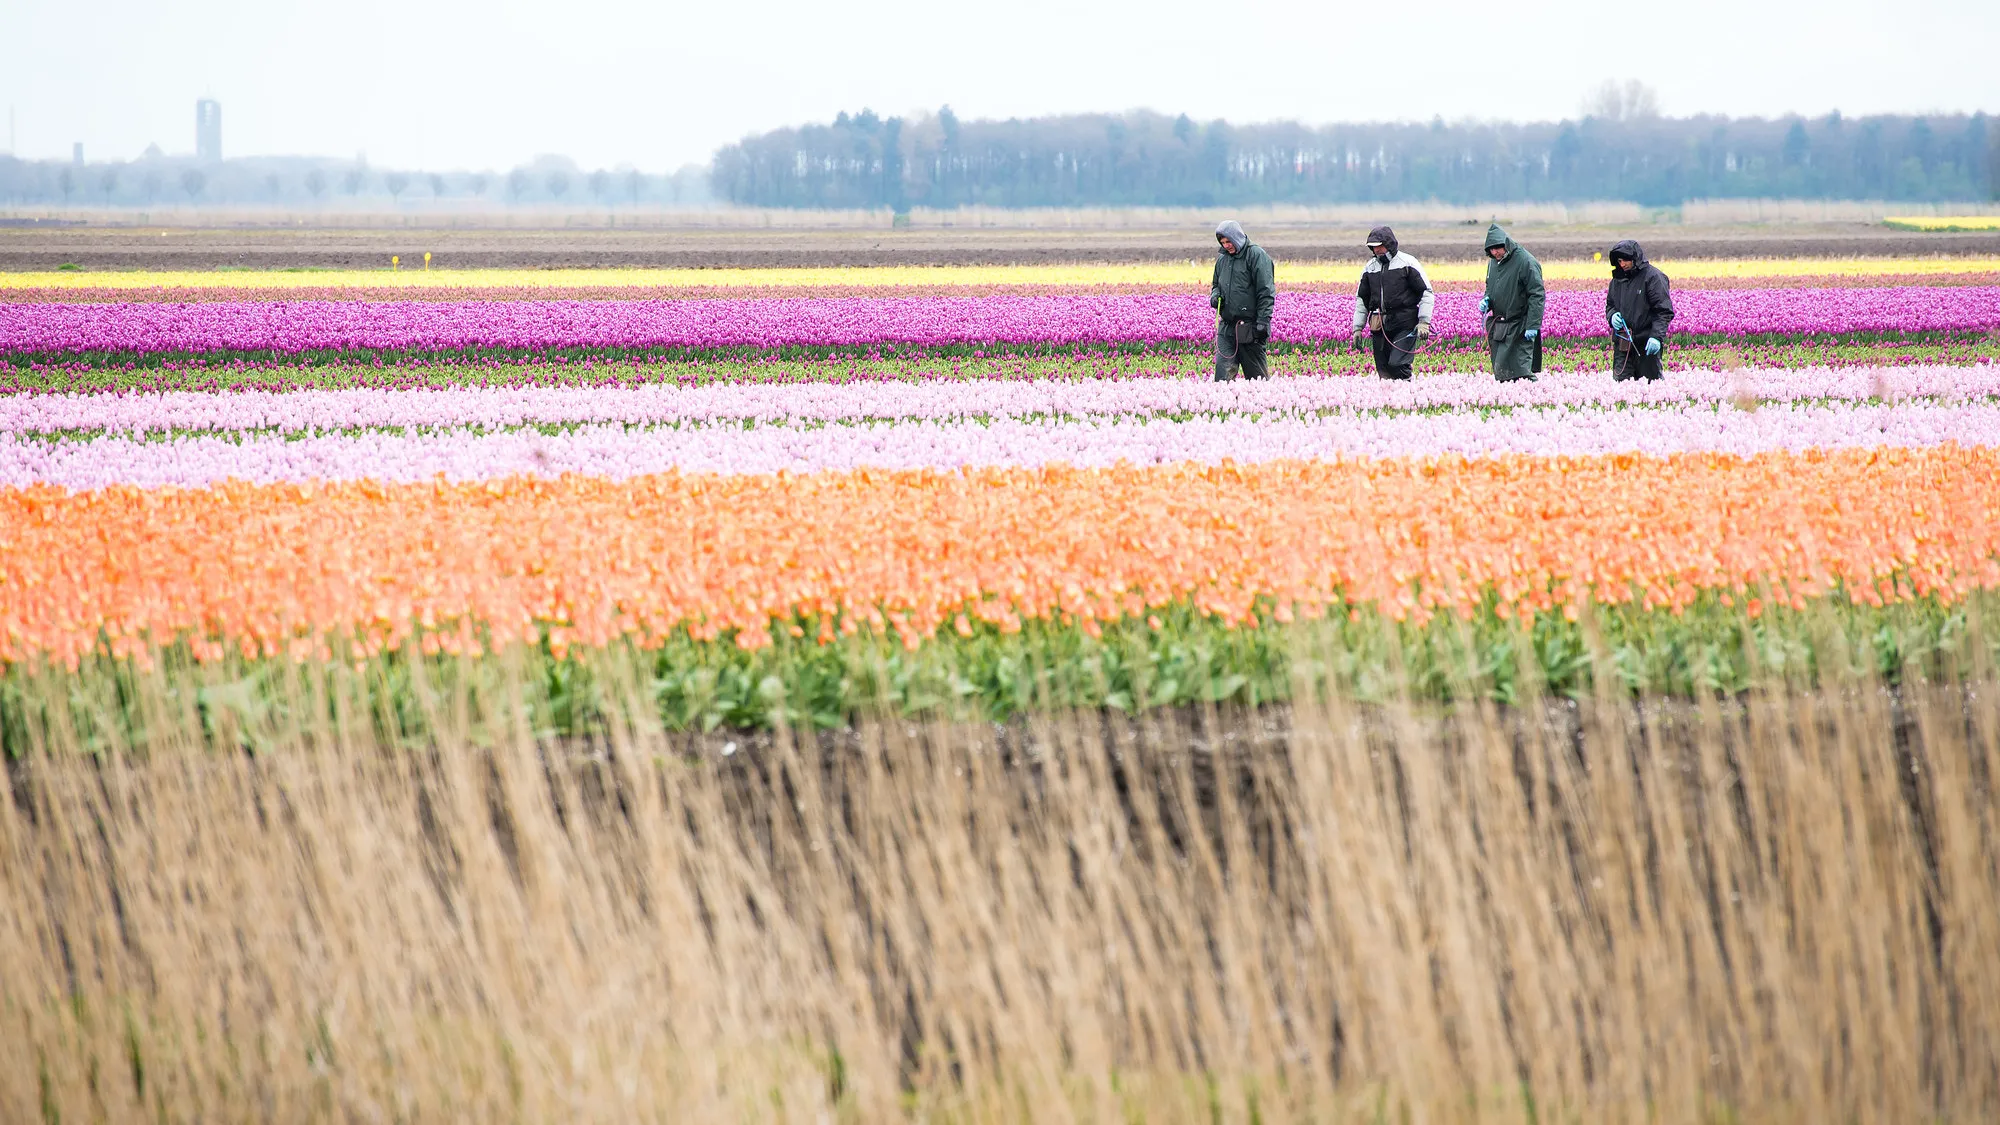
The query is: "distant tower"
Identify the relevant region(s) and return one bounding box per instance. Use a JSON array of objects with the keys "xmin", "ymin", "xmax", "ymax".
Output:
[
  {"xmin": 72, "ymin": 142, "xmax": 84, "ymax": 166},
  {"xmin": 196, "ymin": 99, "xmax": 221, "ymax": 161}
]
